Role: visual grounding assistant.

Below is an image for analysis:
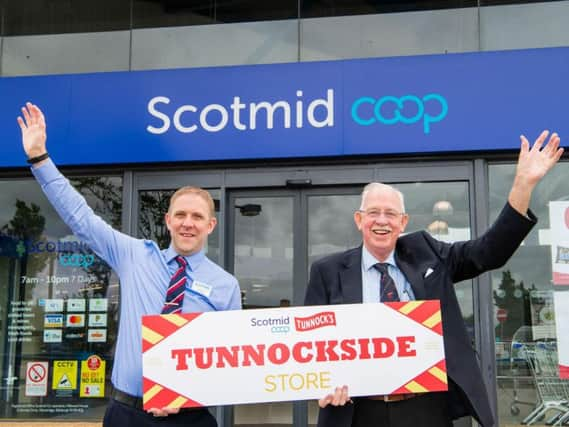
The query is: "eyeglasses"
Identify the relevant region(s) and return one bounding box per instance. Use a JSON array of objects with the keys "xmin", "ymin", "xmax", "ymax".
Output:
[{"xmin": 358, "ymin": 209, "xmax": 405, "ymax": 221}]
